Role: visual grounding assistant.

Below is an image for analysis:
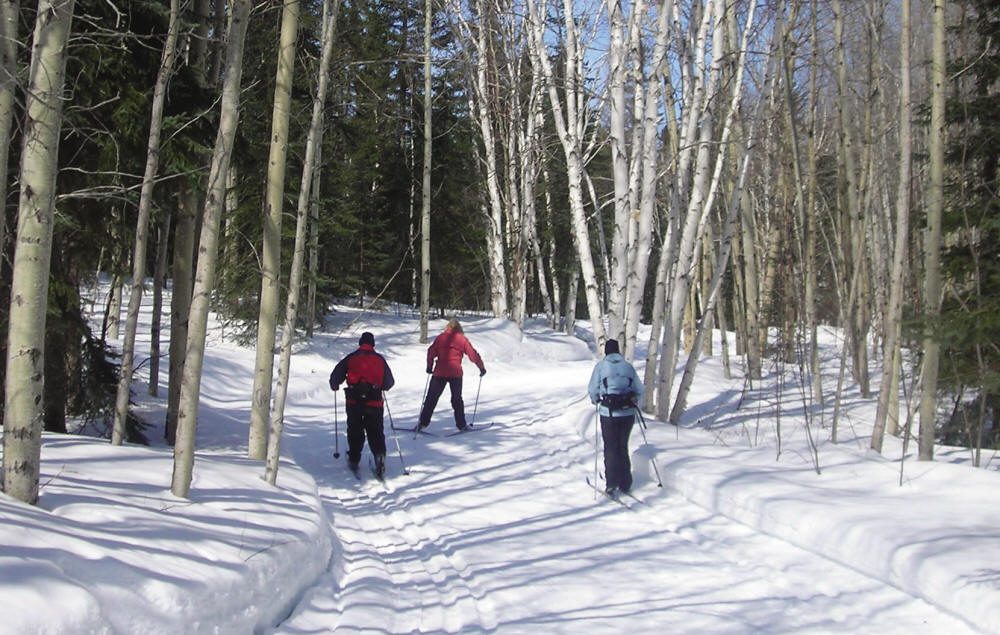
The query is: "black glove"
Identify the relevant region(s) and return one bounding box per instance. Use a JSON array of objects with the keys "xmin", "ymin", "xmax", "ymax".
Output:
[
  {"xmin": 479, "ymin": 367, "xmax": 487, "ymax": 377},
  {"xmin": 329, "ymin": 380, "xmax": 339, "ymax": 391},
  {"xmin": 426, "ymin": 366, "xmax": 433, "ymax": 374}
]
